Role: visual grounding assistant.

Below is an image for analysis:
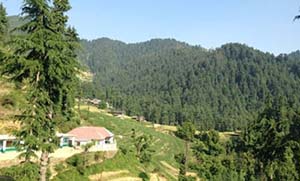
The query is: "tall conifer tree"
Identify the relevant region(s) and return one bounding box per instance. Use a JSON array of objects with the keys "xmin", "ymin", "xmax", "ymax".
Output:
[
  {"xmin": 1, "ymin": 0, "xmax": 80, "ymax": 180},
  {"xmin": 0, "ymin": 3, "xmax": 8, "ymax": 59},
  {"xmin": 0, "ymin": 3, "xmax": 8, "ymax": 40}
]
